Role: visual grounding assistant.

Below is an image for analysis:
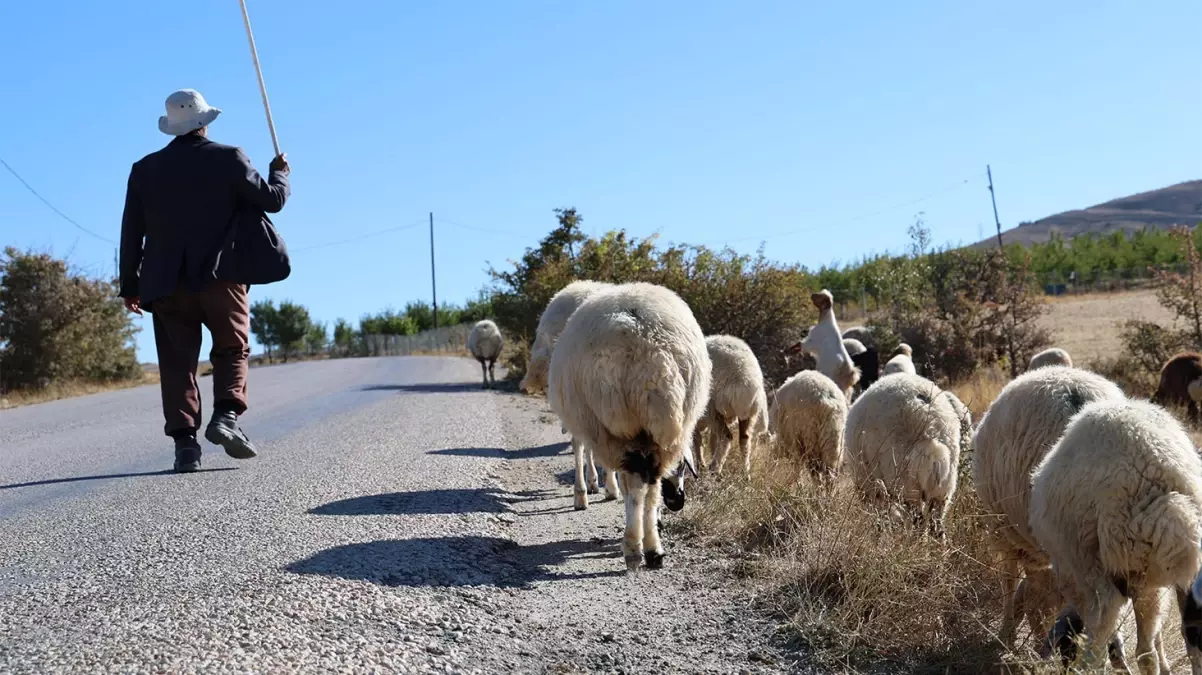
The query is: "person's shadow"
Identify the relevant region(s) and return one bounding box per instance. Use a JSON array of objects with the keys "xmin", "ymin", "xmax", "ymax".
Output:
[{"xmin": 0, "ymin": 467, "xmax": 237, "ymax": 491}]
